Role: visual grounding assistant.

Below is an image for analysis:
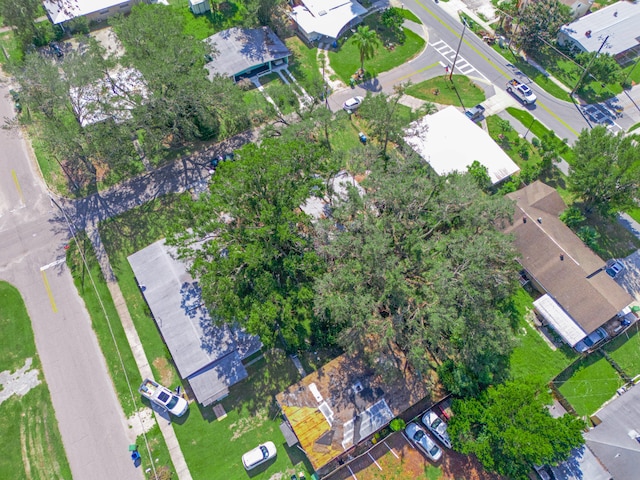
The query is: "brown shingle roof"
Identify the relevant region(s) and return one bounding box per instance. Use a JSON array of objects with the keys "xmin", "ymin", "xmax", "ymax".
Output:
[
  {"xmin": 504, "ymin": 181, "xmax": 633, "ymax": 333},
  {"xmin": 275, "ymin": 353, "xmax": 434, "ymax": 471}
]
